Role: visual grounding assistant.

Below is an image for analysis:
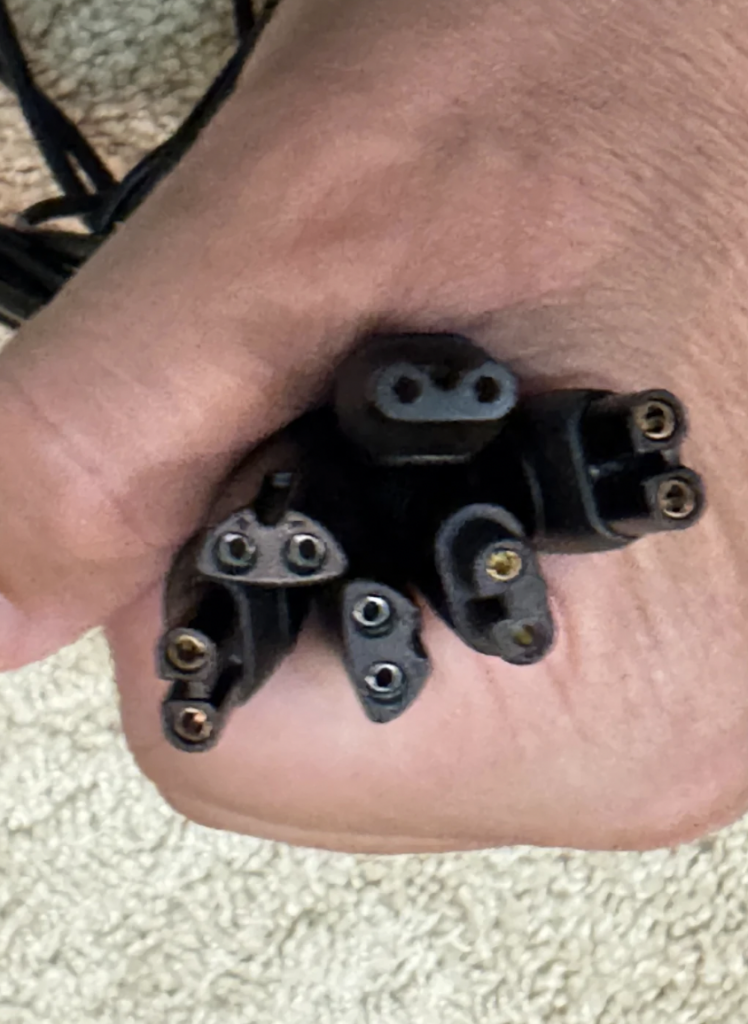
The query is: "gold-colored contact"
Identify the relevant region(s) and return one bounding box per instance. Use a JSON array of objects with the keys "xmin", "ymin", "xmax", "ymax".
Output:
[
  {"xmin": 634, "ymin": 400, "xmax": 677, "ymax": 442},
  {"xmin": 512, "ymin": 624, "xmax": 536, "ymax": 648},
  {"xmin": 485, "ymin": 547, "xmax": 524, "ymax": 582},
  {"xmin": 174, "ymin": 707, "xmax": 213, "ymax": 743},
  {"xmin": 656, "ymin": 478, "xmax": 697, "ymax": 520},
  {"xmin": 166, "ymin": 632, "xmax": 209, "ymax": 673}
]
